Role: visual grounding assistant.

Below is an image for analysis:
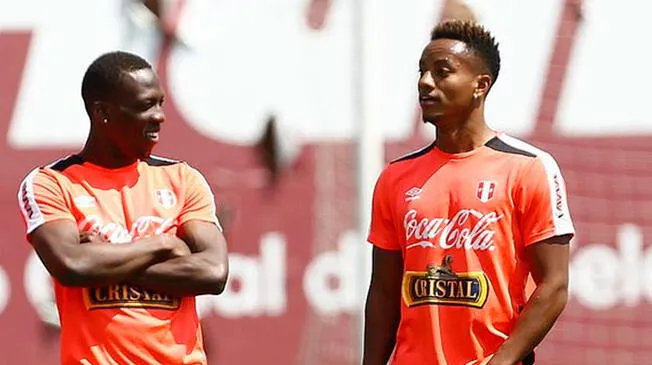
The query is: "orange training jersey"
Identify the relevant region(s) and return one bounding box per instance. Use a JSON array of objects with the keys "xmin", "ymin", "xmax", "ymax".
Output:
[
  {"xmin": 368, "ymin": 134, "xmax": 575, "ymax": 365},
  {"xmin": 17, "ymin": 155, "xmax": 221, "ymax": 365}
]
